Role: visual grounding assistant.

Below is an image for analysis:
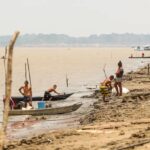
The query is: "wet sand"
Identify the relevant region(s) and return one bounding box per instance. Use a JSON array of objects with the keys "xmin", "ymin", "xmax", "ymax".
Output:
[{"xmin": 4, "ymin": 64, "xmax": 150, "ymax": 150}]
